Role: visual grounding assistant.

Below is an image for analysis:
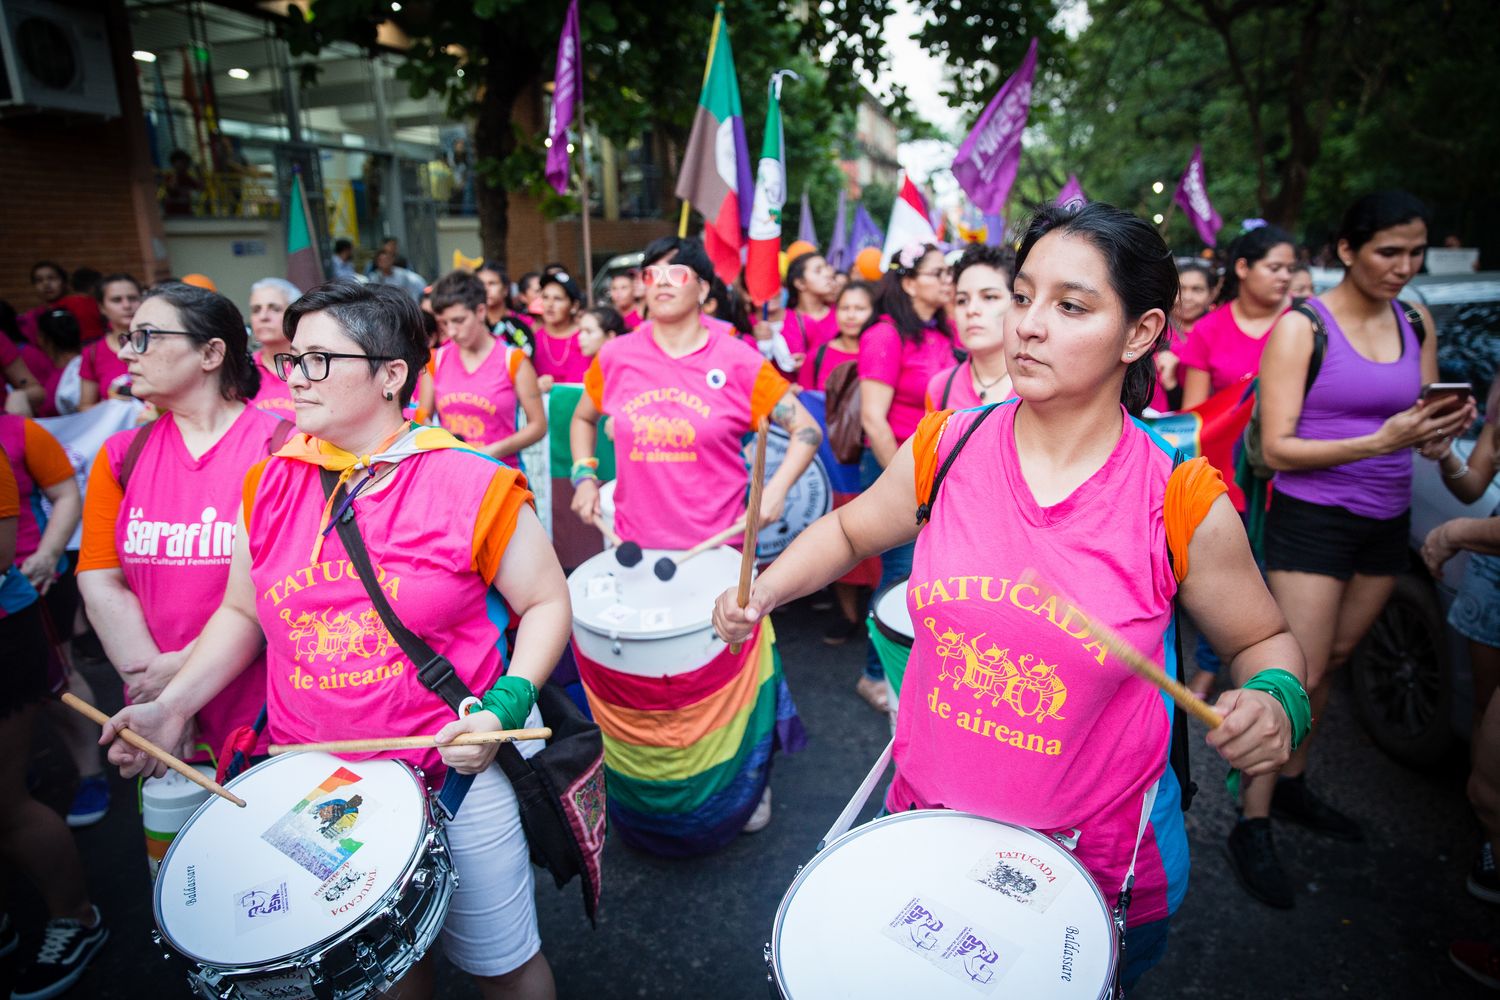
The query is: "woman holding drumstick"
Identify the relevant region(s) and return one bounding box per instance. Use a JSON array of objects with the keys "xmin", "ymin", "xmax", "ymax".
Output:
[
  {"xmin": 99, "ymin": 282, "xmax": 570, "ymax": 1000},
  {"xmin": 714, "ymin": 203, "xmax": 1308, "ymax": 992}
]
